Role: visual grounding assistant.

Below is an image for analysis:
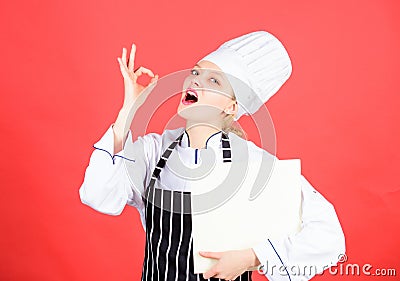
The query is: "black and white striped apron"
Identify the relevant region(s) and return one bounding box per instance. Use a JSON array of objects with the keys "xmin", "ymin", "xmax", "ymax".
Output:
[{"xmin": 140, "ymin": 131, "xmax": 253, "ymax": 281}]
